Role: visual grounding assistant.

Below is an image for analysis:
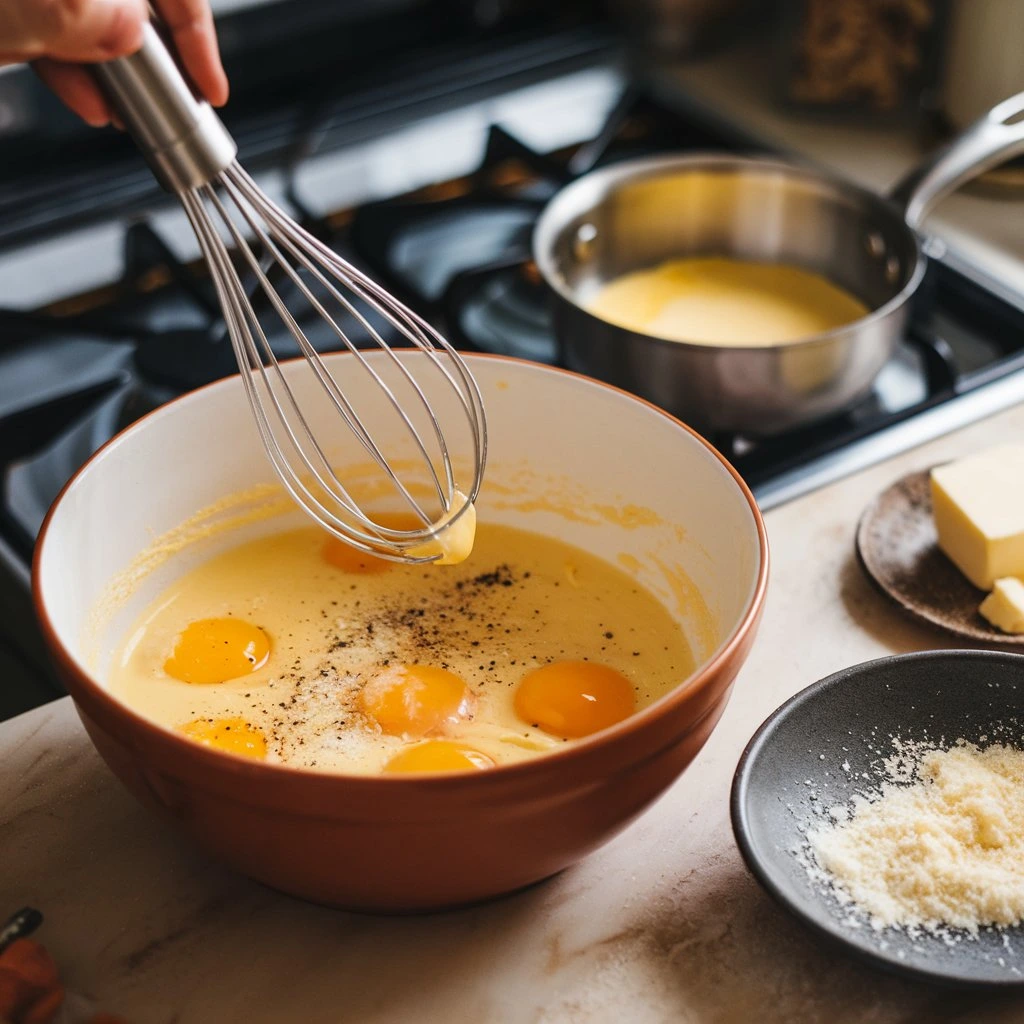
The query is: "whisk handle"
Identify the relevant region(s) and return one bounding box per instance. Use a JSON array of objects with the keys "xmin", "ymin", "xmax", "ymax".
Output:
[{"xmin": 92, "ymin": 21, "xmax": 236, "ymax": 194}]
